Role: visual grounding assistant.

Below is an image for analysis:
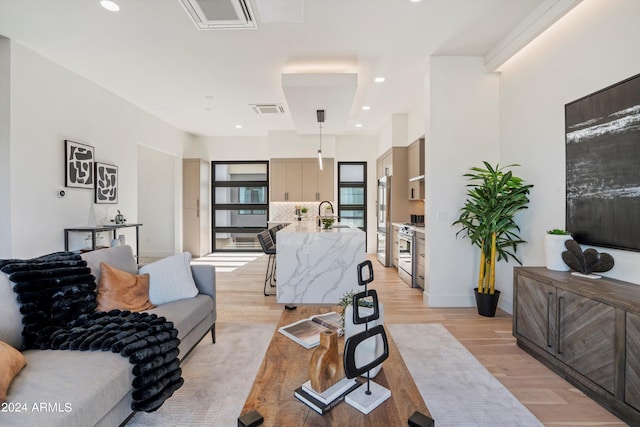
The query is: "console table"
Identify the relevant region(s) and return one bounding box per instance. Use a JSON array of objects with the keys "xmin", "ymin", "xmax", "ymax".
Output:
[
  {"xmin": 513, "ymin": 266, "xmax": 640, "ymax": 424},
  {"xmin": 64, "ymin": 224, "xmax": 142, "ymax": 258}
]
